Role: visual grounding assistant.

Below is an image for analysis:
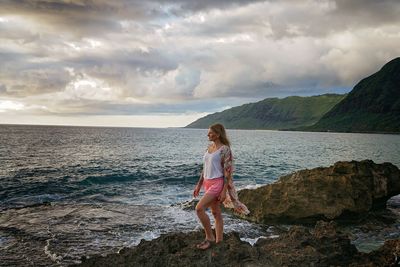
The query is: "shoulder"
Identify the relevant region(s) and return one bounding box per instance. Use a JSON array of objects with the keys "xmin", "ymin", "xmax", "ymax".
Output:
[{"xmin": 220, "ymin": 145, "xmax": 232, "ymax": 155}]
